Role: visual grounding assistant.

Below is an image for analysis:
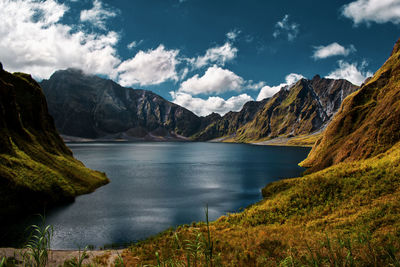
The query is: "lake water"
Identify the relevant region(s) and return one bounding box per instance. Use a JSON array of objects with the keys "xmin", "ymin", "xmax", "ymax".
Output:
[{"xmin": 4, "ymin": 142, "xmax": 310, "ymax": 249}]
